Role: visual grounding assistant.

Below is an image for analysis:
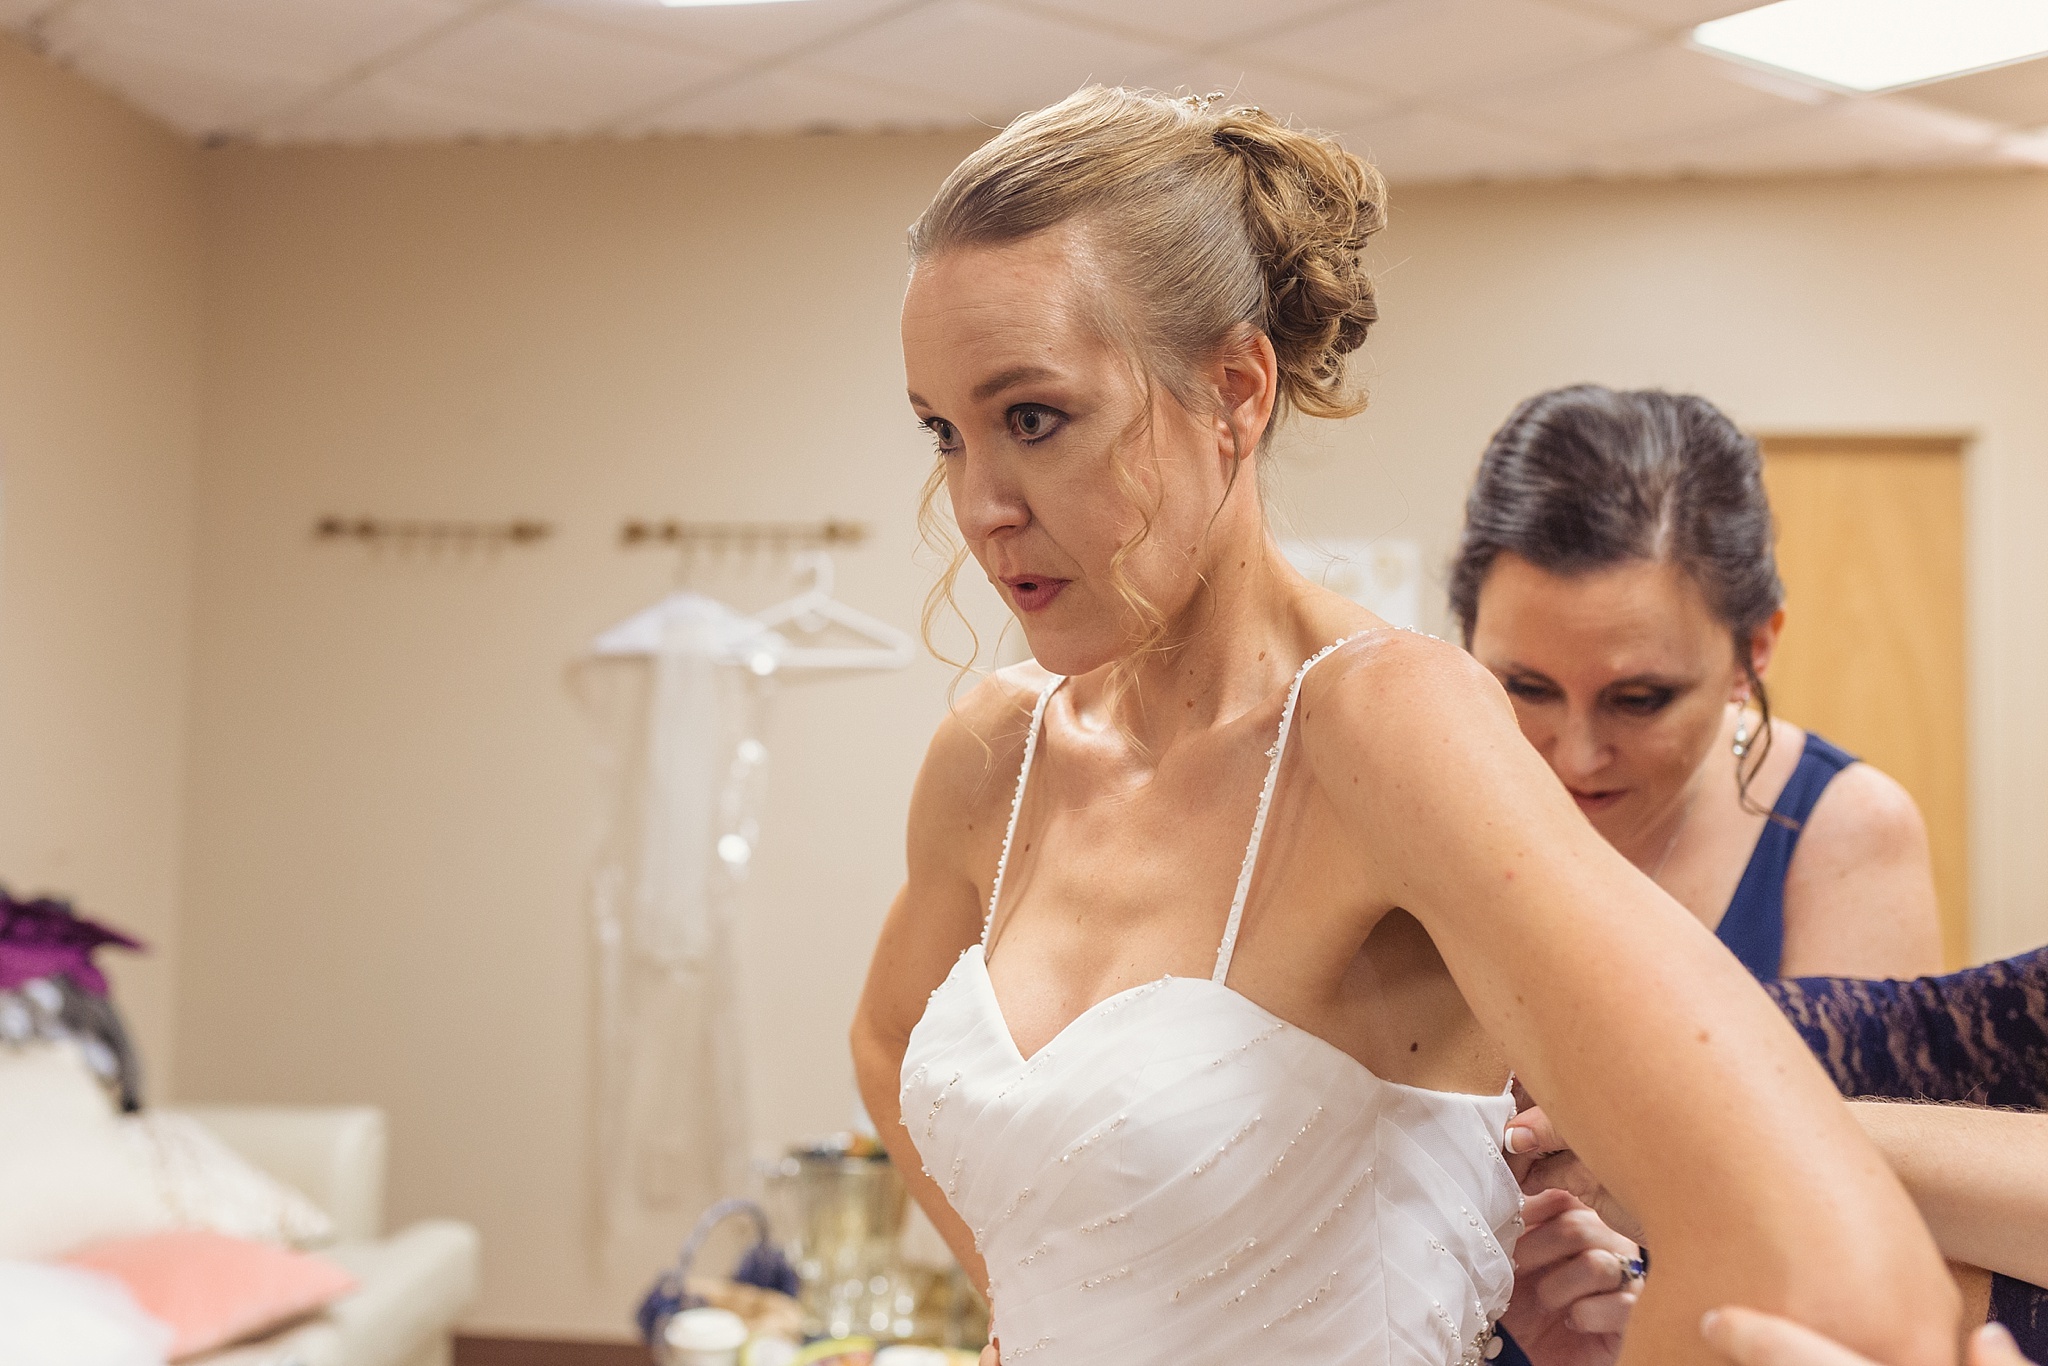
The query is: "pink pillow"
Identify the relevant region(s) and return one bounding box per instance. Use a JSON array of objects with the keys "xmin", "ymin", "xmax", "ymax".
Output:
[{"xmin": 64, "ymin": 1228, "xmax": 357, "ymax": 1359}]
